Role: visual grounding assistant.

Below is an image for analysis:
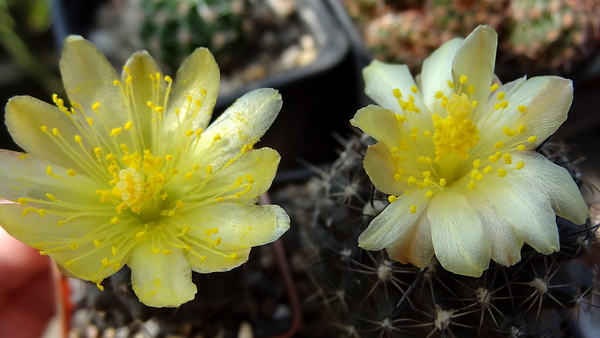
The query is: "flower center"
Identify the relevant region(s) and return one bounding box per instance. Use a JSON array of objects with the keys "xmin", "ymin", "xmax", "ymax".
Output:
[
  {"xmin": 432, "ymin": 93, "xmax": 480, "ymax": 163},
  {"xmin": 384, "ymin": 75, "xmax": 537, "ymax": 214}
]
